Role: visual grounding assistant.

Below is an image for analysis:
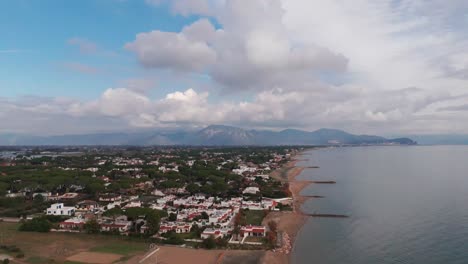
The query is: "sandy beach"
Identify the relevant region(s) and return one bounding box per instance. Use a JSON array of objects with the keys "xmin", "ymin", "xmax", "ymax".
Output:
[{"xmin": 261, "ymin": 154, "xmax": 312, "ymax": 264}]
